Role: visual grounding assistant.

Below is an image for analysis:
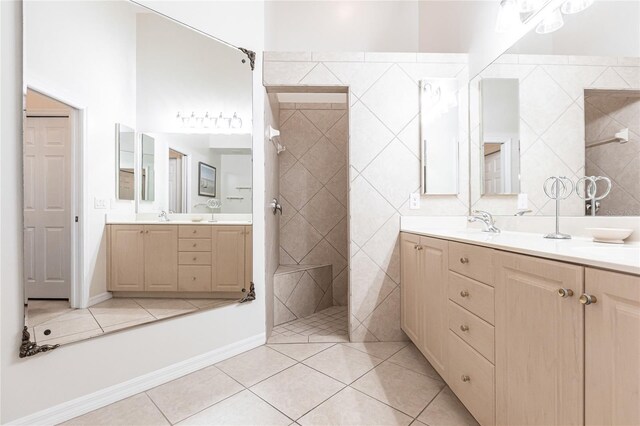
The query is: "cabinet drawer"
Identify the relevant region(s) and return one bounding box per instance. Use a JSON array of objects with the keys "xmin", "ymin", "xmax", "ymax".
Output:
[
  {"xmin": 449, "ymin": 271, "xmax": 495, "ymax": 325},
  {"xmin": 449, "ymin": 241, "xmax": 493, "ymax": 285},
  {"xmin": 448, "ymin": 301, "xmax": 495, "ymax": 363},
  {"xmin": 178, "ymin": 239, "xmax": 212, "ymax": 252},
  {"xmin": 179, "ymin": 252, "xmax": 211, "ymax": 265},
  {"xmin": 178, "ymin": 226, "xmax": 211, "ymax": 239},
  {"xmin": 448, "ymin": 332, "xmax": 495, "ymax": 426},
  {"xmin": 178, "ymin": 266, "xmax": 212, "ymax": 292}
]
